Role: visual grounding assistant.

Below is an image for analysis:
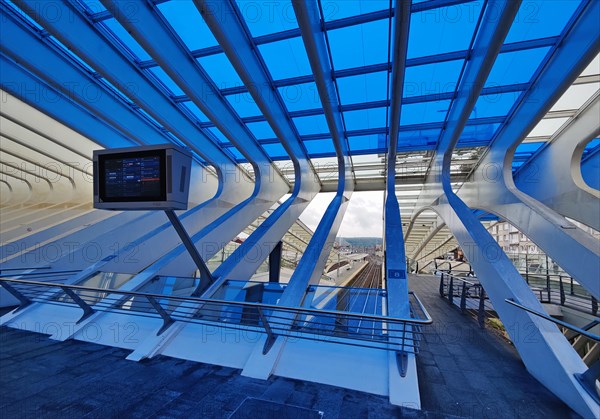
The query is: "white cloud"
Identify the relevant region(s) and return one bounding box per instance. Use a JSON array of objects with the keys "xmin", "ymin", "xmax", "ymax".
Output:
[{"xmin": 299, "ymin": 191, "xmax": 384, "ymax": 238}]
